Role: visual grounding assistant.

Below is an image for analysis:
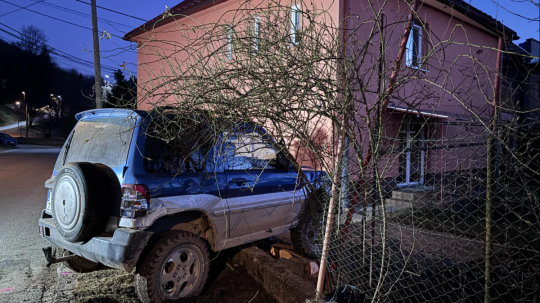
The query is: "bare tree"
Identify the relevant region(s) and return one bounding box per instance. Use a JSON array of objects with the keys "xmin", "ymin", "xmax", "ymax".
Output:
[
  {"xmin": 128, "ymin": 0, "xmax": 540, "ymax": 301},
  {"xmin": 16, "ymin": 25, "xmax": 48, "ymax": 56}
]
